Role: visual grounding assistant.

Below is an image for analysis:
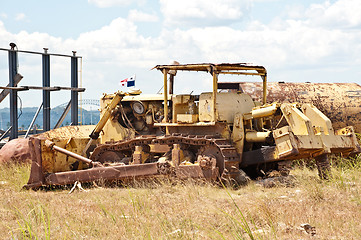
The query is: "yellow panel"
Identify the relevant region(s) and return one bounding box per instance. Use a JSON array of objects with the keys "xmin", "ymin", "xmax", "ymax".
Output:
[
  {"xmin": 232, "ymin": 113, "xmax": 244, "ymax": 157},
  {"xmin": 280, "ymin": 104, "xmax": 313, "ymax": 135},
  {"xmin": 100, "ymin": 119, "xmax": 135, "ymax": 144},
  {"xmin": 177, "ymin": 114, "xmax": 199, "ymax": 123},
  {"xmin": 199, "ymin": 92, "xmax": 255, "ymax": 123},
  {"xmin": 301, "ymin": 104, "xmax": 334, "ymax": 135},
  {"xmin": 38, "ymin": 125, "xmax": 96, "ymax": 173},
  {"xmin": 39, "ymin": 125, "xmax": 95, "ymax": 139}
]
